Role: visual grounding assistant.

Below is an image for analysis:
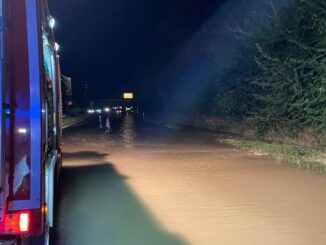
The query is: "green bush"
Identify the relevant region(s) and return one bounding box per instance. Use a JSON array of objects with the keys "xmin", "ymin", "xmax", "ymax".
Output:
[{"xmin": 214, "ymin": 0, "xmax": 326, "ymax": 146}]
